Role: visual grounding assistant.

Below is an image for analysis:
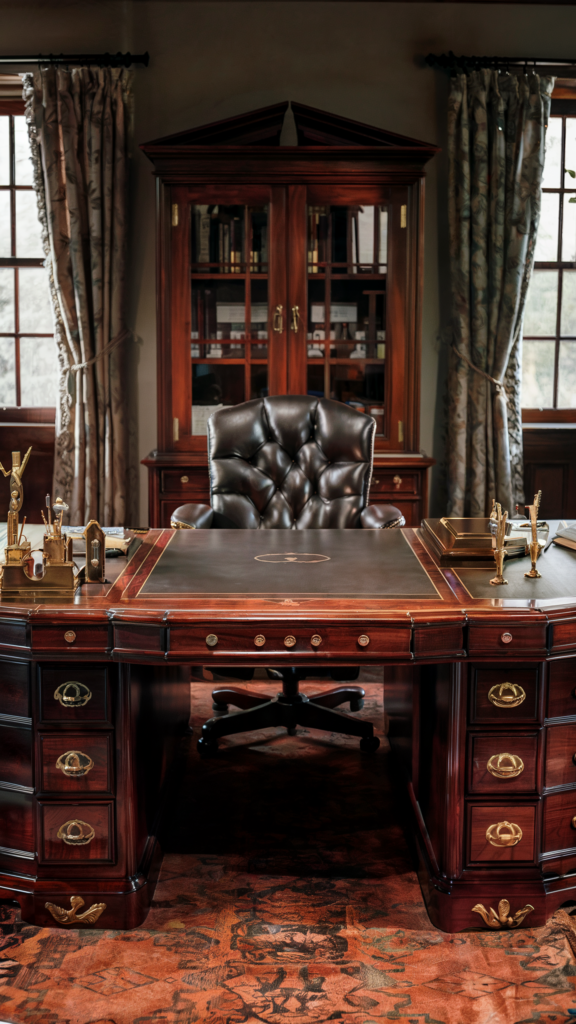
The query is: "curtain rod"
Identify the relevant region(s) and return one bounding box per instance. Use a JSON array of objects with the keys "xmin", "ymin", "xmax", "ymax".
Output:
[
  {"xmin": 426, "ymin": 52, "xmax": 576, "ymax": 74},
  {"xmin": 0, "ymin": 52, "xmax": 149, "ymax": 68}
]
